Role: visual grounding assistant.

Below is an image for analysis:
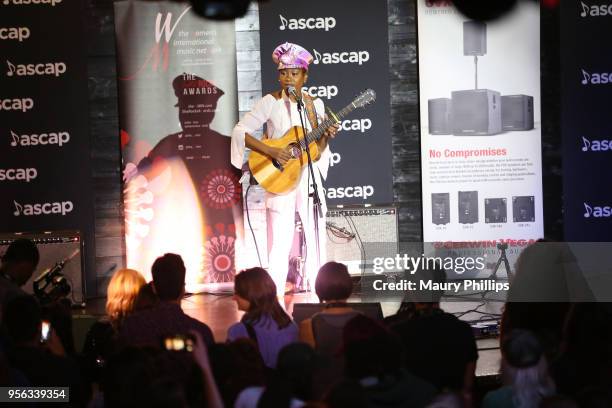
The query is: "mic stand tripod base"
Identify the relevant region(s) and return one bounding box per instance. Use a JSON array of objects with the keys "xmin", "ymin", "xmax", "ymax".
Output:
[{"xmin": 481, "ymin": 246, "xmax": 513, "ymax": 299}]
